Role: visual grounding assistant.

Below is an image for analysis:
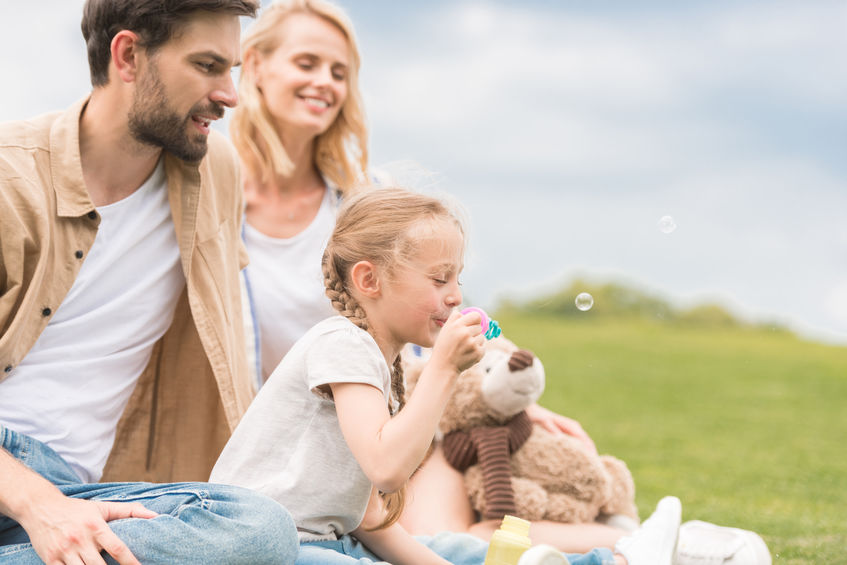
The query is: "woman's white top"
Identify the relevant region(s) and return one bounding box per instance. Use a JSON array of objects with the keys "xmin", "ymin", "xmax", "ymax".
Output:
[{"xmin": 242, "ymin": 186, "xmax": 338, "ymax": 383}]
